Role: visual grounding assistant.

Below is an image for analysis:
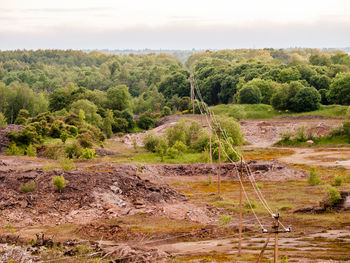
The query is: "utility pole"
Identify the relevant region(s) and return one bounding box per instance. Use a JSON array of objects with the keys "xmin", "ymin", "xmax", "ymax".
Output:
[
  {"xmin": 273, "ymin": 214, "xmax": 279, "ymax": 263},
  {"xmin": 209, "ymin": 132, "xmax": 213, "ymax": 165},
  {"xmin": 238, "ymin": 157, "xmax": 243, "ymax": 256},
  {"xmin": 217, "ymin": 130, "xmax": 221, "ymax": 195},
  {"xmin": 190, "ymin": 76, "xmax": 195, "ymax": 114},
  {"xmin": 261, "ymin": 213, "xmax": 291, "ymax": 263}
]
